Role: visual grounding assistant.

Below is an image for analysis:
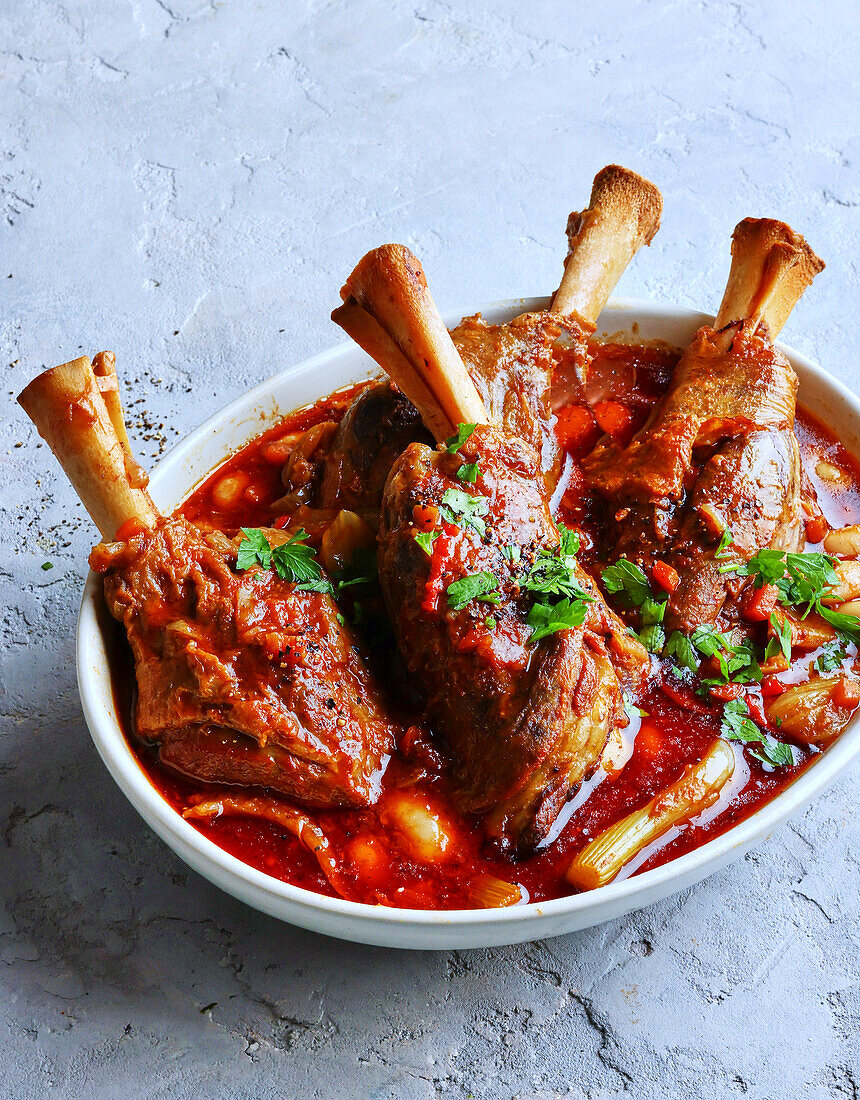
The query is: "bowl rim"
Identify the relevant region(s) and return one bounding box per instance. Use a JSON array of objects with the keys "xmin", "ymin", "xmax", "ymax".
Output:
[{"xmin": 76, "ymin": 296, "xmax": 860, "ymax": 934}]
